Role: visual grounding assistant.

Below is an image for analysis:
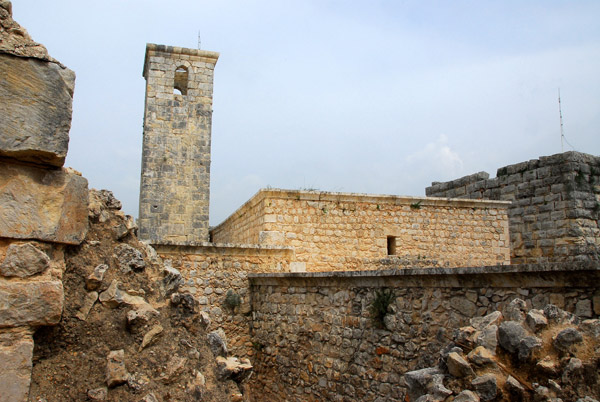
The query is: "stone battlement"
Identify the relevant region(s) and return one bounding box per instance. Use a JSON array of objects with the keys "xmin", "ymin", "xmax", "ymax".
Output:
[{"xmin": 426, "ymin": 151, "xmax": 600, "ymax": 264}]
